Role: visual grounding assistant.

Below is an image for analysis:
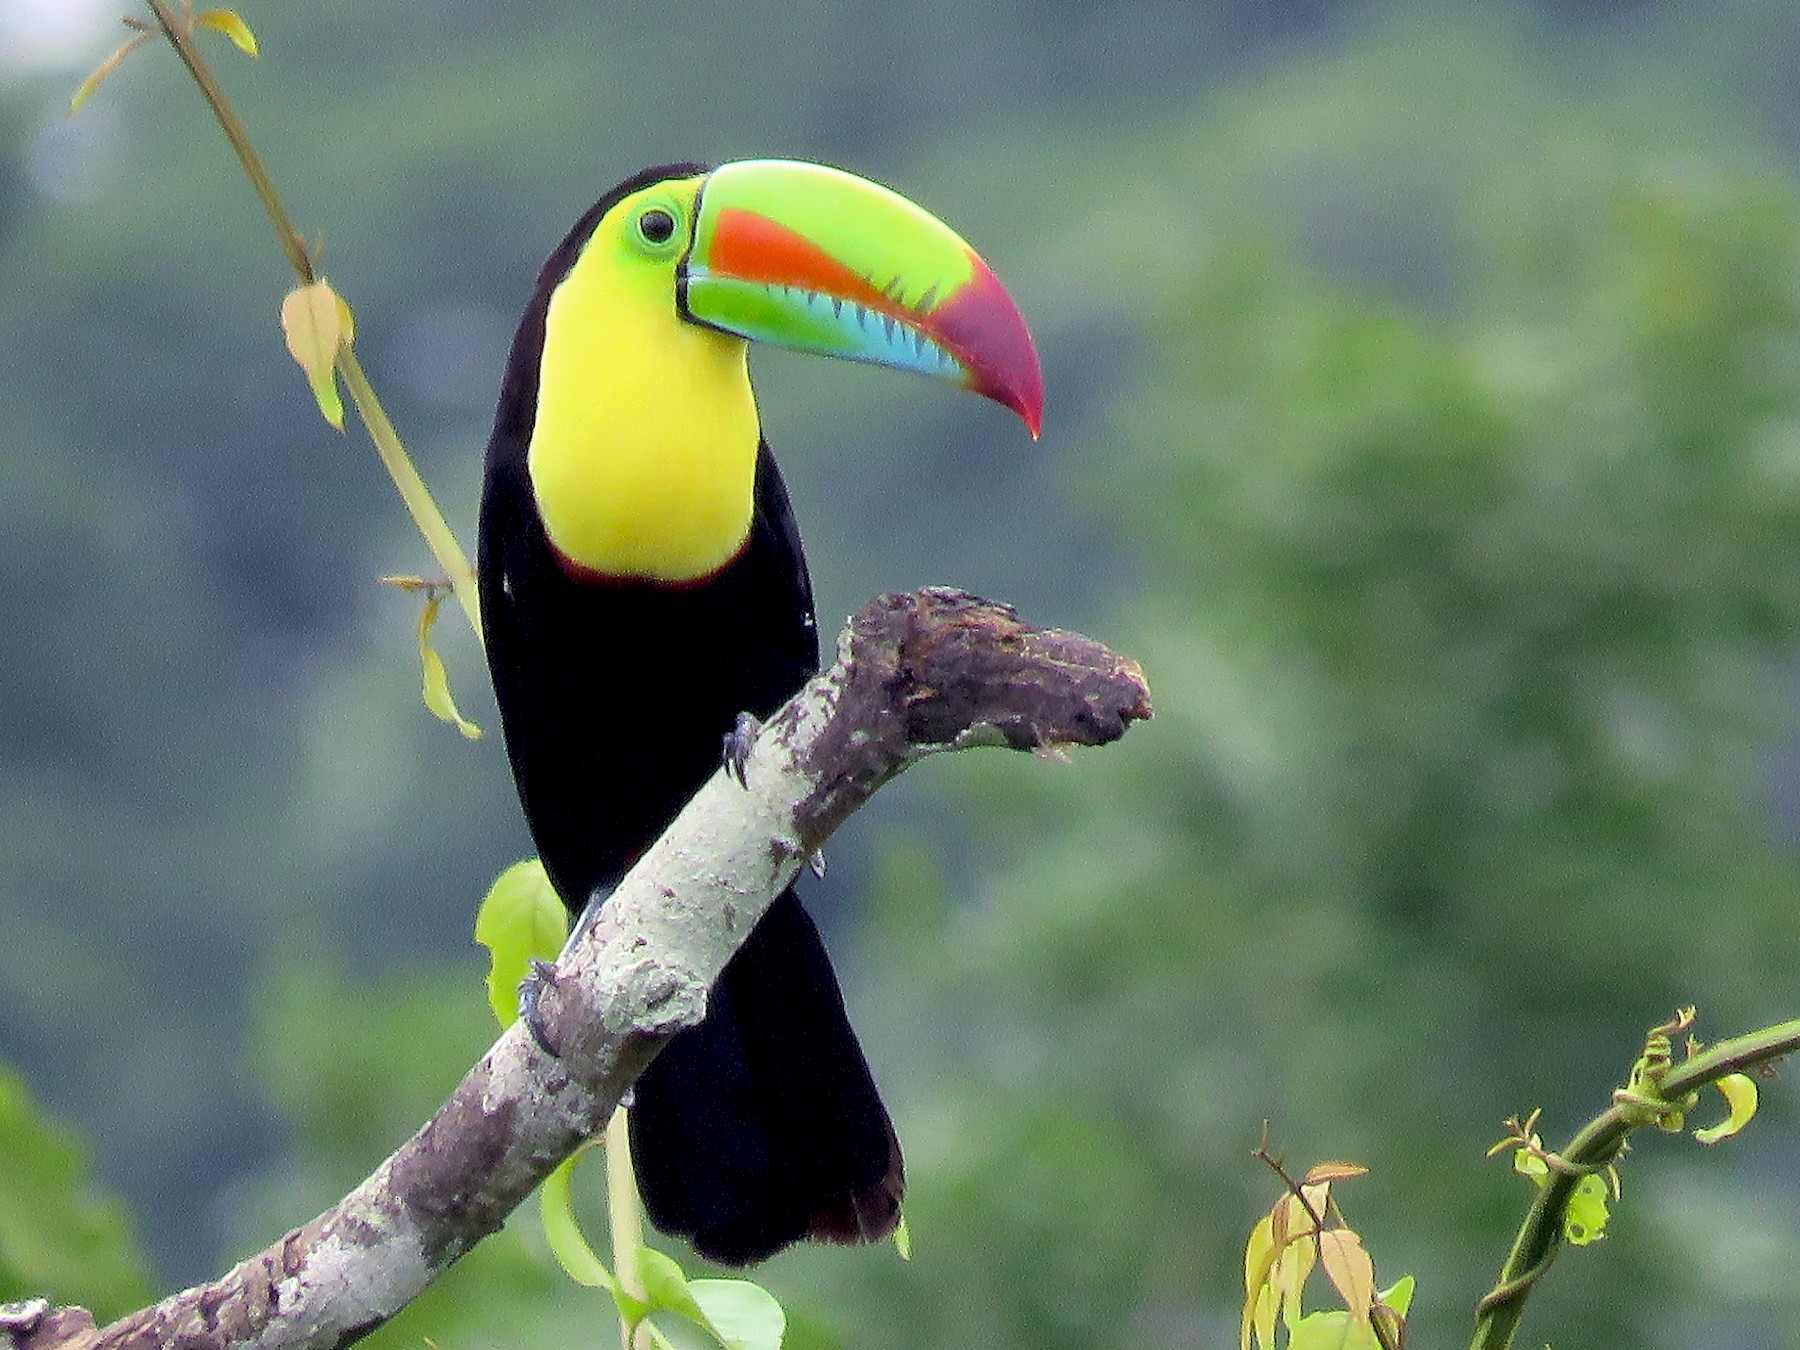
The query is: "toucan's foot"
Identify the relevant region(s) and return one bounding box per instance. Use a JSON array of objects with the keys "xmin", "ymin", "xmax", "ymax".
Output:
[
  {"xmin": 723, "ymin": 712, "xmax": 761, "ymax": 787},
  {"xmin": 519, "ymin": 958, "xmax": 563, "ymax": 1057},
  {"xmin": 808, "ymin": 849, "xmax": 827, "ymax": 879}
]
